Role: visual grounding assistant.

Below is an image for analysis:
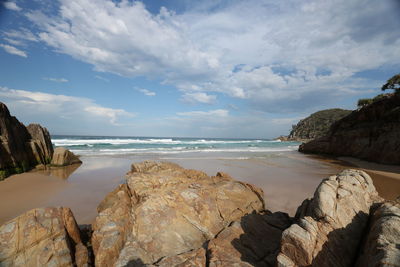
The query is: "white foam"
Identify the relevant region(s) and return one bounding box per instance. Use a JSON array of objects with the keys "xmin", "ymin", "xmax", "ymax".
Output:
[
  {"xmin": 70, "ymin": 145, "xmax": 299, "ymax": 156},
  {"xmin": 51, "ymin": 138, "xmax": 276, "ymax": 146}
]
